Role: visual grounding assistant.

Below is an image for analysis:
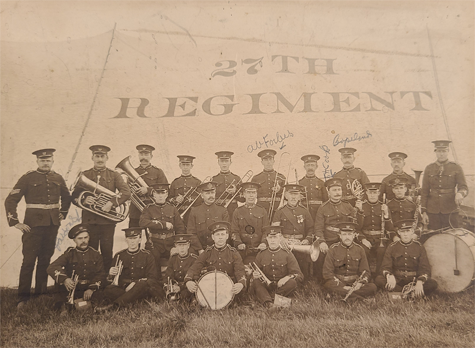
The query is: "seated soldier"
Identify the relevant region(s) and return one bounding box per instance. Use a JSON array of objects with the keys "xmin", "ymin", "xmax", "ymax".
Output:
[
  {"xmin": 250, "ymin": 226, "xmax": 303, "ymax": 309},
  {"xmin": 184, "ymin": 221, "xmax": 246, "ymax": 299},
  {"xmin": 139, "ymin": 183, "xmax": 188, "ymax": 279},
  {"xmin": 47, "ymin": 224, "xmax": 106, "ymax": 315},
  {"xmin": 231, "ymin": 182, "xmax": 269, "ymax": 264},
  {"xmin": 375, "ymin": 219, "xmax": 438, "ymax": 297},
  {"xmin": 323, "ymin": 222, "xmax": 377, "ymax": 301},
  {"xmin": 164, "ymin": 234, "xmax": 198, "ymax": 303},
  {"xmin": 95, "ymin": 227, "xmax": 163, "ymax": 312}
]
